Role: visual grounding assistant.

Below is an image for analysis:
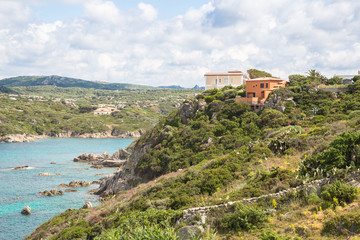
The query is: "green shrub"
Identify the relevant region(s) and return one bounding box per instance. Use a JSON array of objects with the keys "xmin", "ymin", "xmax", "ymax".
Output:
[
  {"xmin": 96, "ymin": 224, "xmax": 179, "ymax": 240},
  {"xmin": 260, "ymin": 230, "xmax": 294, "ymax": 240},
  {"xmin": 218, "ymin": 203, "xmax": 268, "ymax": 231},
  {"xmin": 299, "ymin": 131, "xmax": 360, "ymax": 176},
  {"xmin": 322, "ymin": 211, "xmax": 360, "ymax": 236},
  {"xmin": 320, "ymin": 181, "xmax": 358, "ymax": 206}
]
